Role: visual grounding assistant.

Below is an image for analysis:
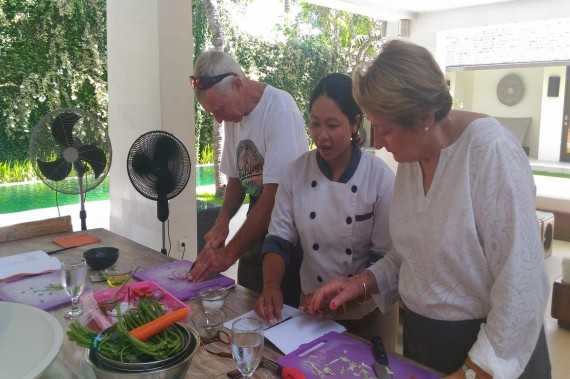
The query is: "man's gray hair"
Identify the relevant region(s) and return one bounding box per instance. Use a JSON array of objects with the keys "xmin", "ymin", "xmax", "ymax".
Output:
[{"xmin": 194, "ymin": 50, "xmax": 244, "ymax": 79}]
